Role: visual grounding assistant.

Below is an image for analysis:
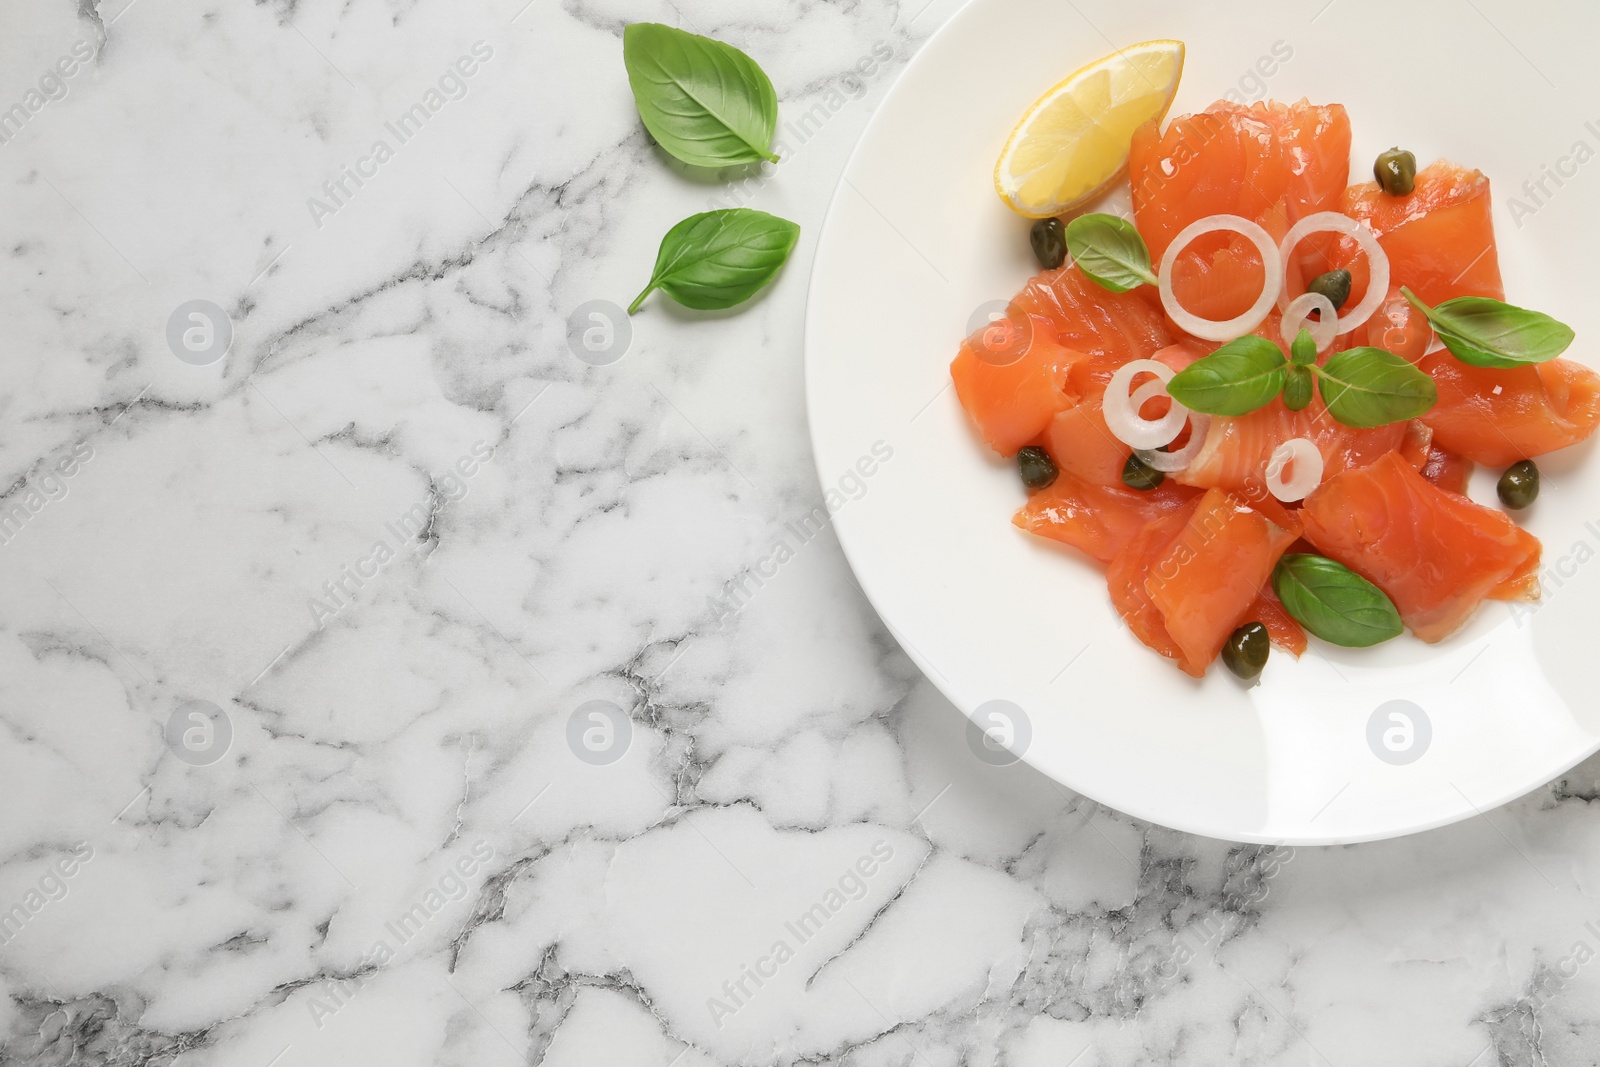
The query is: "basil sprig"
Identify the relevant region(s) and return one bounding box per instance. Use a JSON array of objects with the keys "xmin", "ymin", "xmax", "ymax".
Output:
[
  {"xmin": 1272, "ymin": 554, "xmax": 1404, "ymax": 647},
  {"xmin": 629, "ymin": 208, "xmax": 800, "ymax": 313},
  {"xmin": 1065, "ymin": 214, "xmax": 1157, "ymax": 292},
  {"xmin": 1166, "ymin": 334, "xmax": 1436, "ymax": 429},
  {"xmin": 1283, "ymin": 329, "xmax": 1316, "ymax": 410},
  {"xmin": 624, "ymin": 23, "xmax": 780, "ymax": 167},
  {"xmin": 1401, "ymin": 286, "xmax": 1574, "ymax": 369}
]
